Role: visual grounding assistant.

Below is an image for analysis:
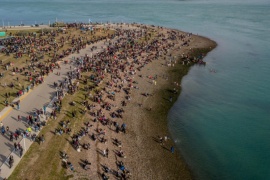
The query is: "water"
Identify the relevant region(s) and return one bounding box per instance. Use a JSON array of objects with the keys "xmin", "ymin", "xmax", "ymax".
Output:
[{"xmin": 1, "ymin": 0, "xmax": 270, "ymax": 179}]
